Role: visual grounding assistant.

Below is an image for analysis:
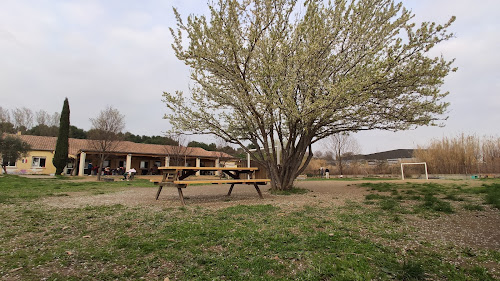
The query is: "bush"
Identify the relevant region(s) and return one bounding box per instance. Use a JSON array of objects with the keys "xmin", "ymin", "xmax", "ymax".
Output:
[
  {"xmin": 399, "ymin": 261, "xmax": 425, "ymax": 280},
  {"xmin": 420, "ymin": 194, "xmax": 453, "ymax": 213},
  {"xmin": 380, "ymin": 199, "xmax": 399, "ymax": 211}
]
